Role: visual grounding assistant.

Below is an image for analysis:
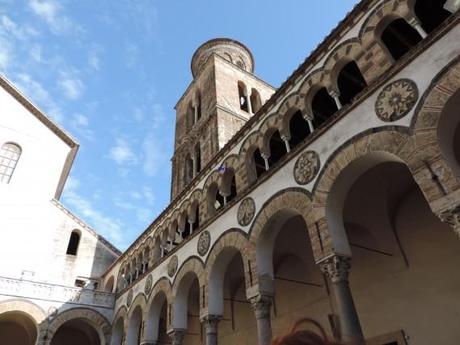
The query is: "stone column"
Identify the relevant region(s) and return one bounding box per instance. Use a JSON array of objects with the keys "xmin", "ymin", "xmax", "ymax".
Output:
[
  {"xmin": 281, "ymin": 135, "xmax": 291, "ymax": 153},
  {"xmin": 247, "ymin": 93, "xmax": 253, "ymax": 114},
  {"xmin": 320, "ymin": 255, "xmax": 364, "ymax": 344},
  {"xmin": 188, "ymin": 220, "xmax": 194, "ymax": 235},
  {"xmin": 408, "ymin": 17, "xmax": 427, "ymax": 38},
  {"xmin": 261, "ymin": 153, "xmax": 270, "ymax": 171},
  {"xmin": 168, "ymin": 329, "xmax": 186, "ymax": 345},
  {"xmin": 438, "ymin": 205, "xmax": 460, "ymax": 237},
  {"xmin": 329, "ymin": 90, "xmax": 342, "ymax": 110},
  {"xmin": 303, "ymin": 113, "xmax": 315, "ymax": 133},
  {"xmin": 194, "ymin": 104, "xmax": 199, "ymax": 124},
  {"xmin": 201, "ymin": 315, "xmax": 221, "ymax": 345},
  {"xmin": 192, "ymin": 156, "xmax": 197, "ymax": 177},
  {"xmin": 251, "ymin": 294, "xmax": 273, "ymax": 345}
]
